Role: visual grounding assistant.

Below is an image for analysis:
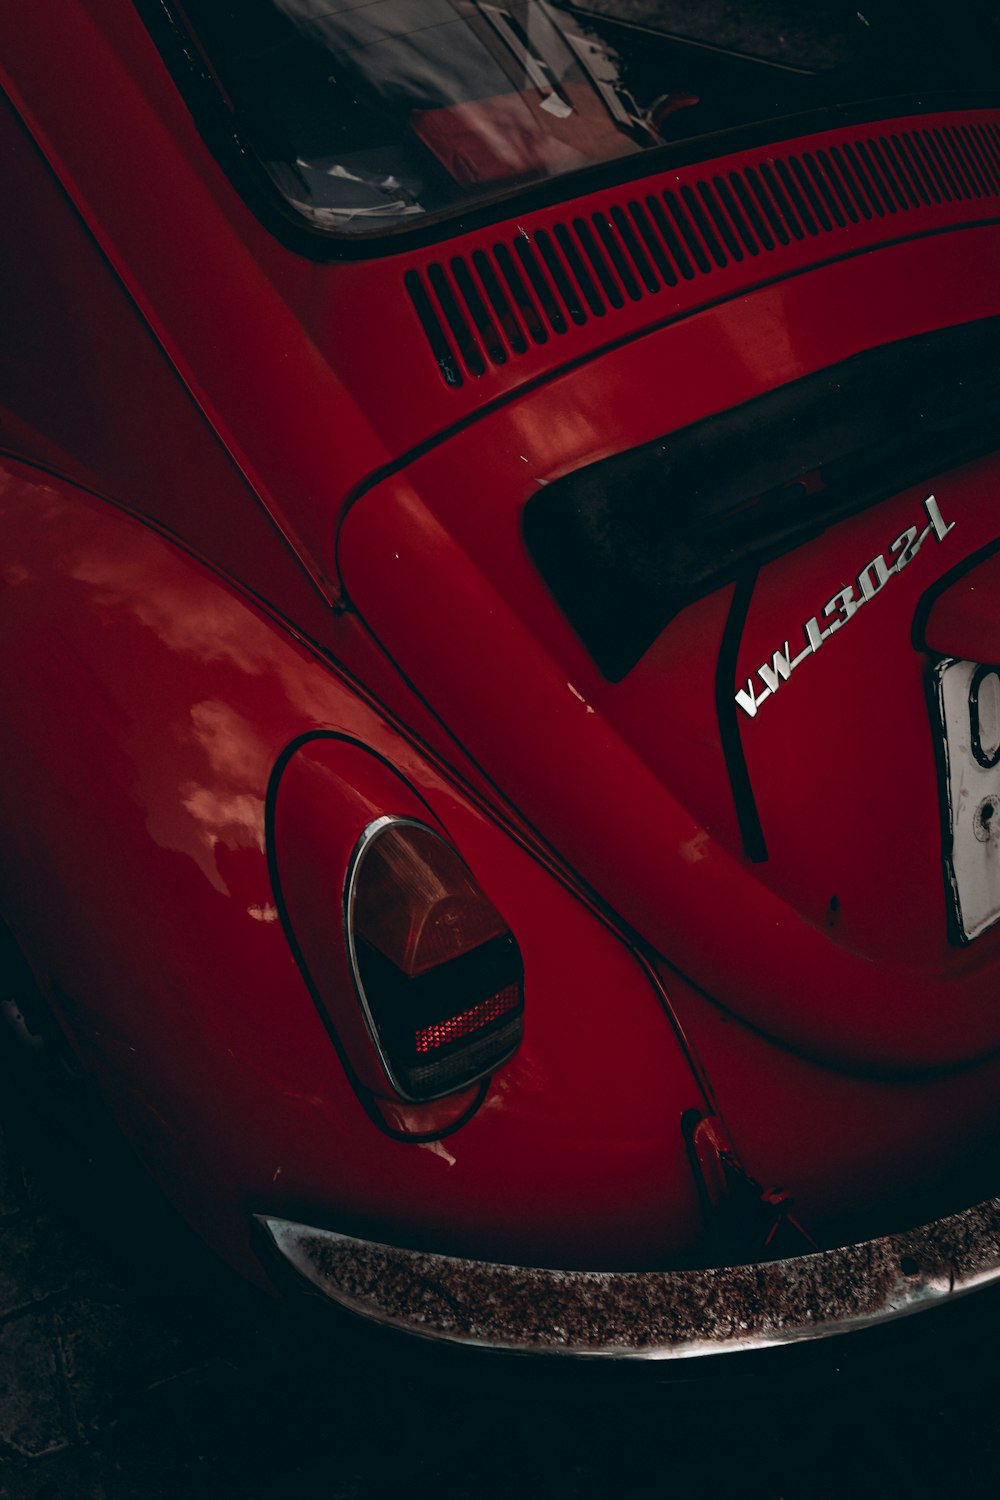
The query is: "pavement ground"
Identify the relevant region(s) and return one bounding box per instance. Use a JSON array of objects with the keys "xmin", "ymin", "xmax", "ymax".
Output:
[{"xmin": 1, "ymin": 1022, "xmax": 1000, "ymax": 1500}]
